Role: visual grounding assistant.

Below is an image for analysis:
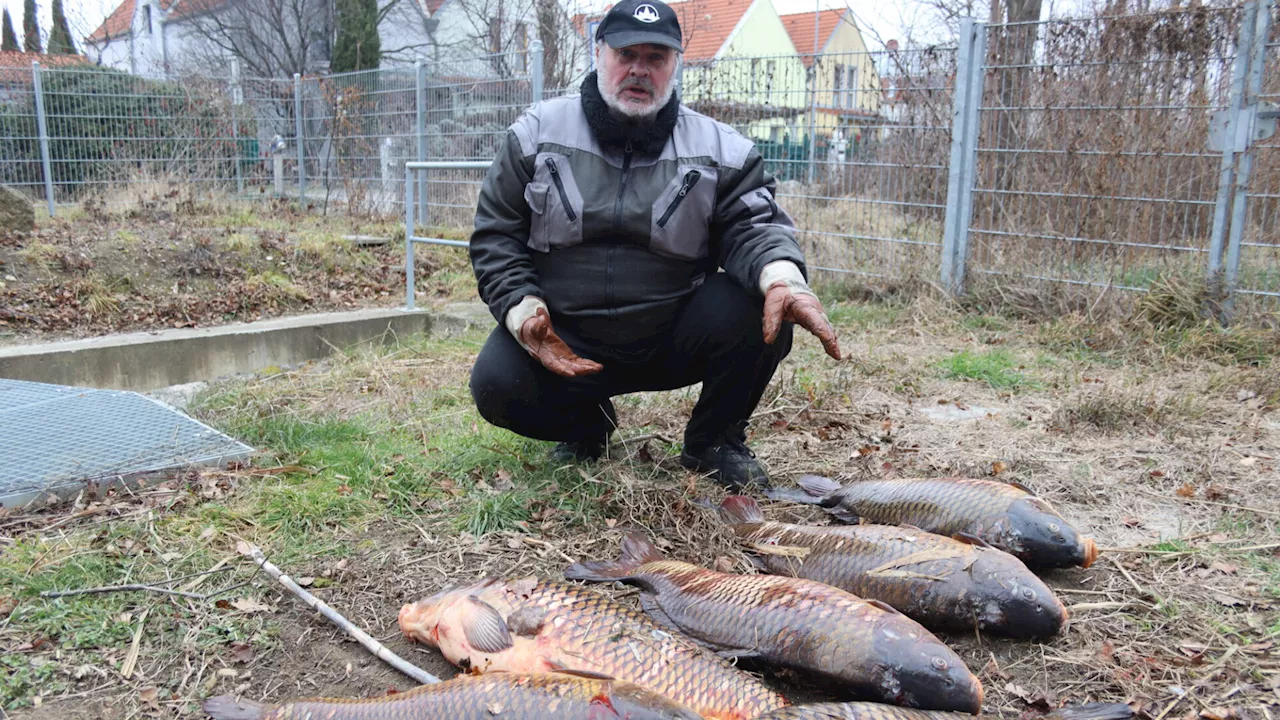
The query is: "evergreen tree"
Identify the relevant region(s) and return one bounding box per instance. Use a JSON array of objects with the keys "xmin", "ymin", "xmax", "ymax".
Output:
[
  {"xmin": 23, "ymin": 0, "xmax": 42, "ymax": 54},
  {"xmin": 330, "ymin": 0, "xmax": 380, "ymax": 73},
  {"xmin": 47, "ymin": 0, "xmax": 76, "ymax": 55},
  {"xmin": 2, "ymin": 10, "xmax": 20, "ymax": 52}
]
